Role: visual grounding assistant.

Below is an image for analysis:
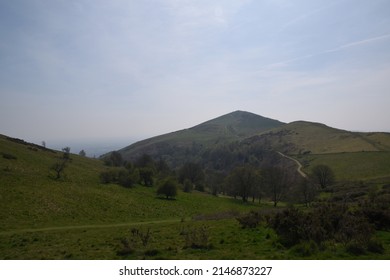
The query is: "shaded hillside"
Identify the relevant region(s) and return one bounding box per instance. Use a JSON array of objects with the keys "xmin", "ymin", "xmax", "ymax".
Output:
[
  {"xmin": 118, "ymin": 111, "xmax": 284, "ymax": 167},
  {"xmin": 244, "ymin": 121, "xmax": 390, "ymax": 155}
]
